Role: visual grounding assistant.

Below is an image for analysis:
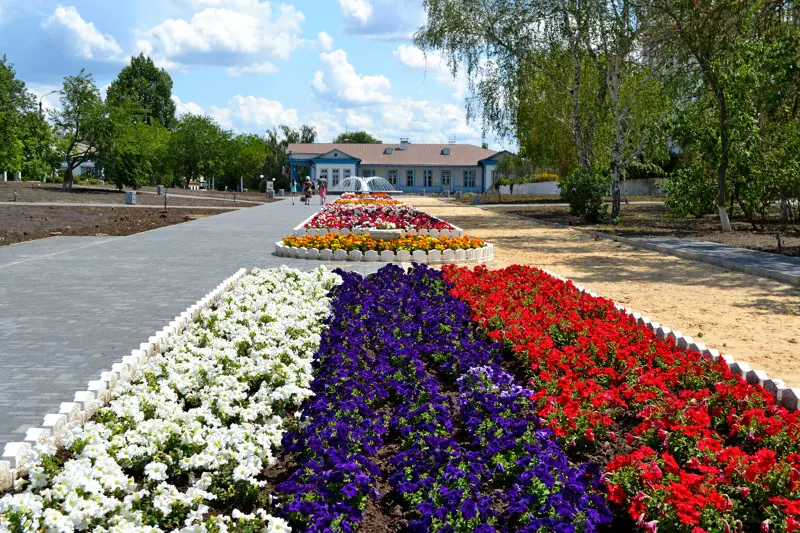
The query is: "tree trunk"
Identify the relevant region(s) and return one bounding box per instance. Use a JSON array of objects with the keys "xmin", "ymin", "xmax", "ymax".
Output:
[
  {"xmin": 716, "ymin": 93, "xmax": 732, "ymax": 232},
  {"xmin": 610, "ymin": 162, "xmax": 622, "ymax": 221},
  {"xmin": 64, "ymin": 156, "xmax": 74, "ymax": 190}
]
